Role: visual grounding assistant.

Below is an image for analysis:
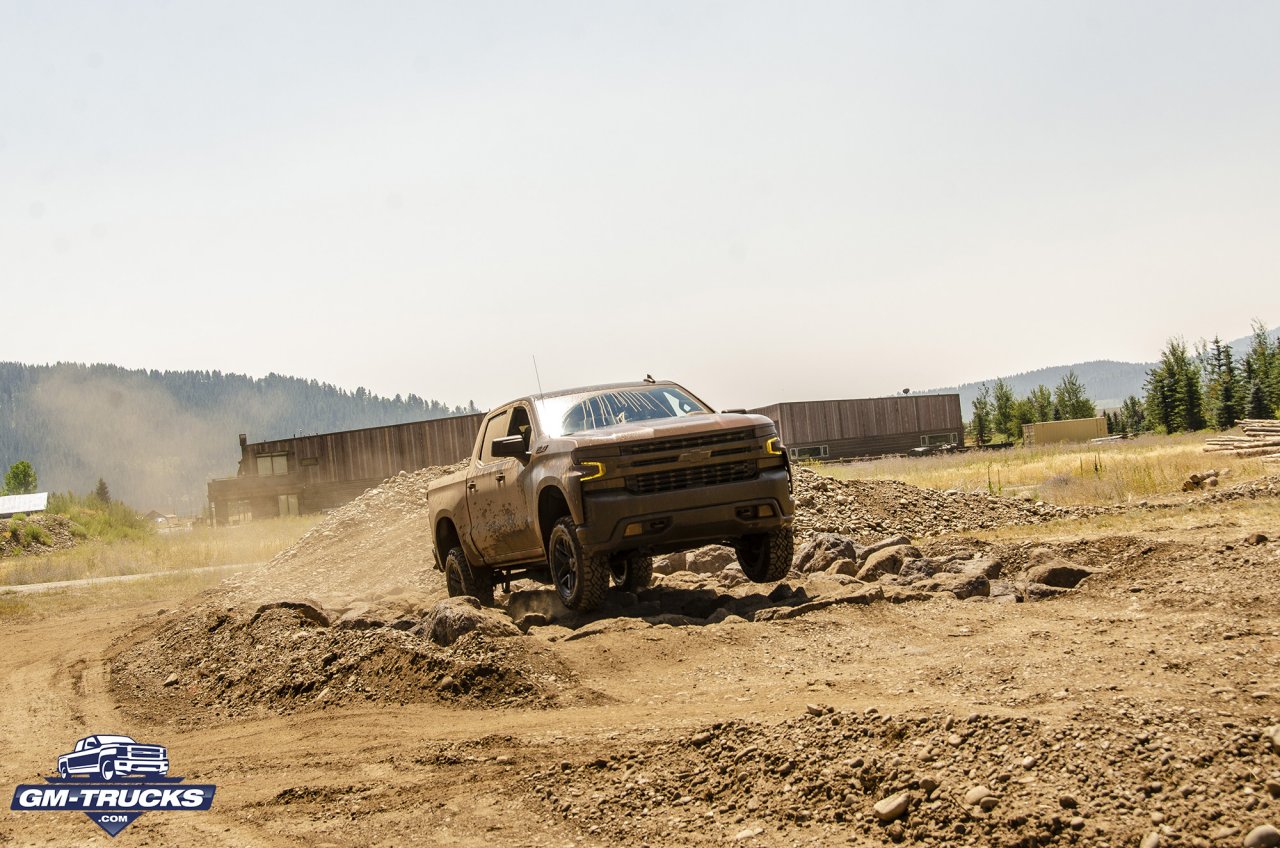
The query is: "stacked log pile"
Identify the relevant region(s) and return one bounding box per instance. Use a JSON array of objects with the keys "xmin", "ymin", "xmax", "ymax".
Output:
[{"xmin": 1204, "ymin": 419, "xmax": 1280, "ymax": 461}]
